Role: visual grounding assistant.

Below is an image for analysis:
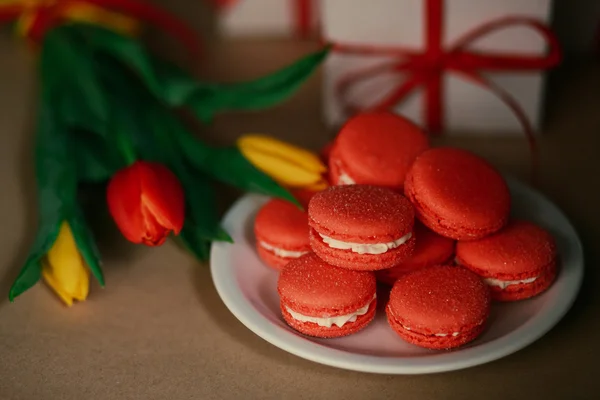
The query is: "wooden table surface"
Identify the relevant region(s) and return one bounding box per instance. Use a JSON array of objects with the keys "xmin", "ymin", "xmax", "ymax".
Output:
[{"xmin": 0, "ymin": 28, "xmax": 599, "ymax": 400}]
